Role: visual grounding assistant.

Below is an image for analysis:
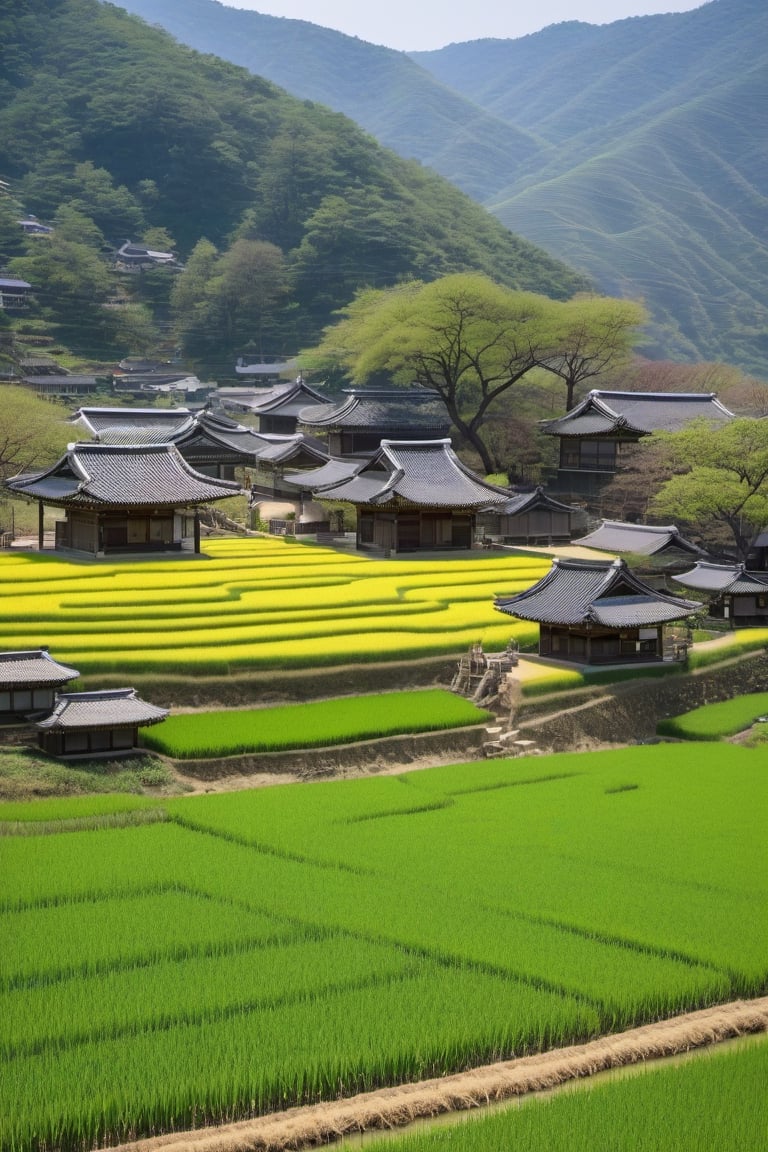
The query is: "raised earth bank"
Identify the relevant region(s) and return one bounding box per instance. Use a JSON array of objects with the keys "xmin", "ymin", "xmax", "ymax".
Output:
[{"xmin": 109, "ymin": 998, "xmax": 768, "ymax": 1152}]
